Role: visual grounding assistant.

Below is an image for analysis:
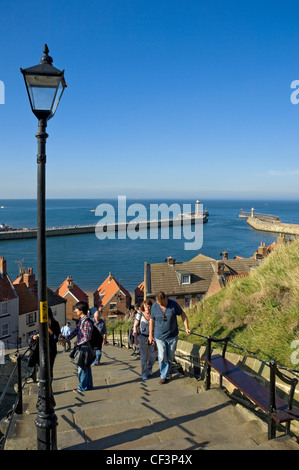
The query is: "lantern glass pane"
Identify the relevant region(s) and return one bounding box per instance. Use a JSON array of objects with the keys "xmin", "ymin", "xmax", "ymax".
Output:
[
  {"xmin": 51, "ymin": 80, "xmax": 64, "ymax": 117},
  {"xmin": 25, "ymin": 75, "xmax": 60, "ymax": 112}
]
